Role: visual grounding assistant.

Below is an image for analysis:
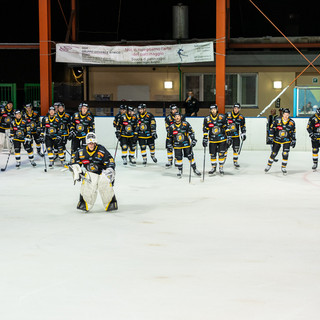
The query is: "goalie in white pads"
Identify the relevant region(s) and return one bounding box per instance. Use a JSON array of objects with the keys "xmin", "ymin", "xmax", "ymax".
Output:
[{"xmin": 70, "ymin": 133, "xmax": 118, "ymax": 212}]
